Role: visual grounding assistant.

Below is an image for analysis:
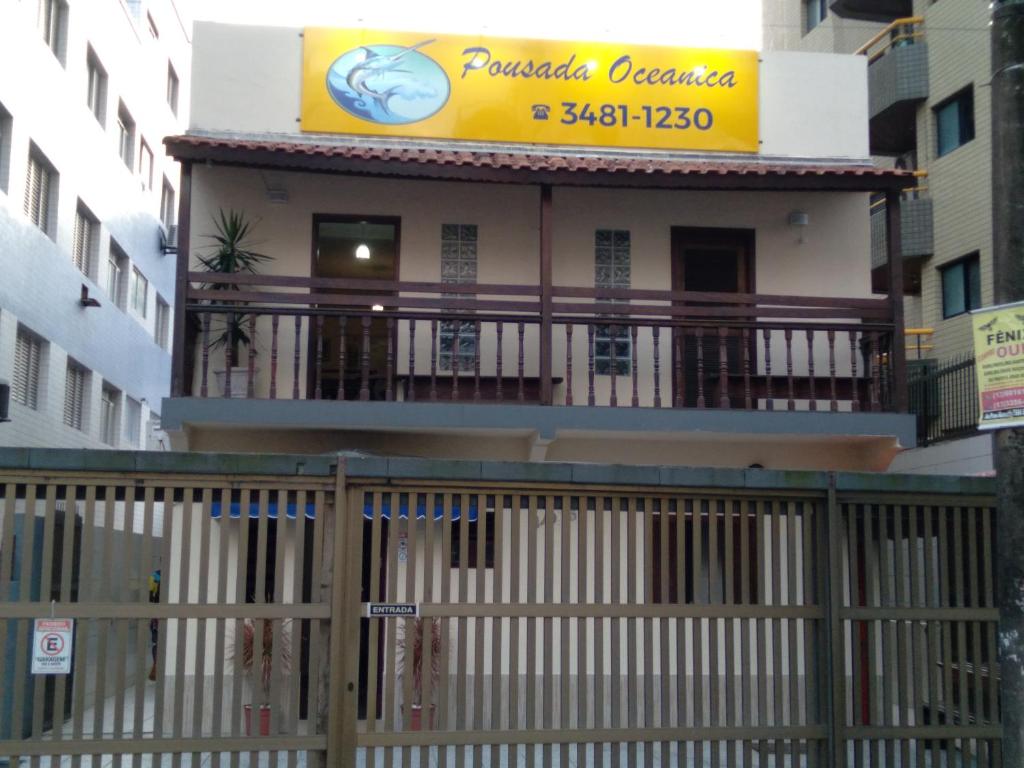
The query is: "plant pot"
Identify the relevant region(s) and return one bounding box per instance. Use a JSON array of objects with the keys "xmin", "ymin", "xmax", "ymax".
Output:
[
  {"xmin": 214, "ymin": 367, "xmax": 257, "ymax": 398},
  {"xmin": 403, "ymin": 703, "xmax": 436, "ymax": 731},
  {"xmin": 243, "ymin": 704, "xmax": 272, "ymax": 736}
]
